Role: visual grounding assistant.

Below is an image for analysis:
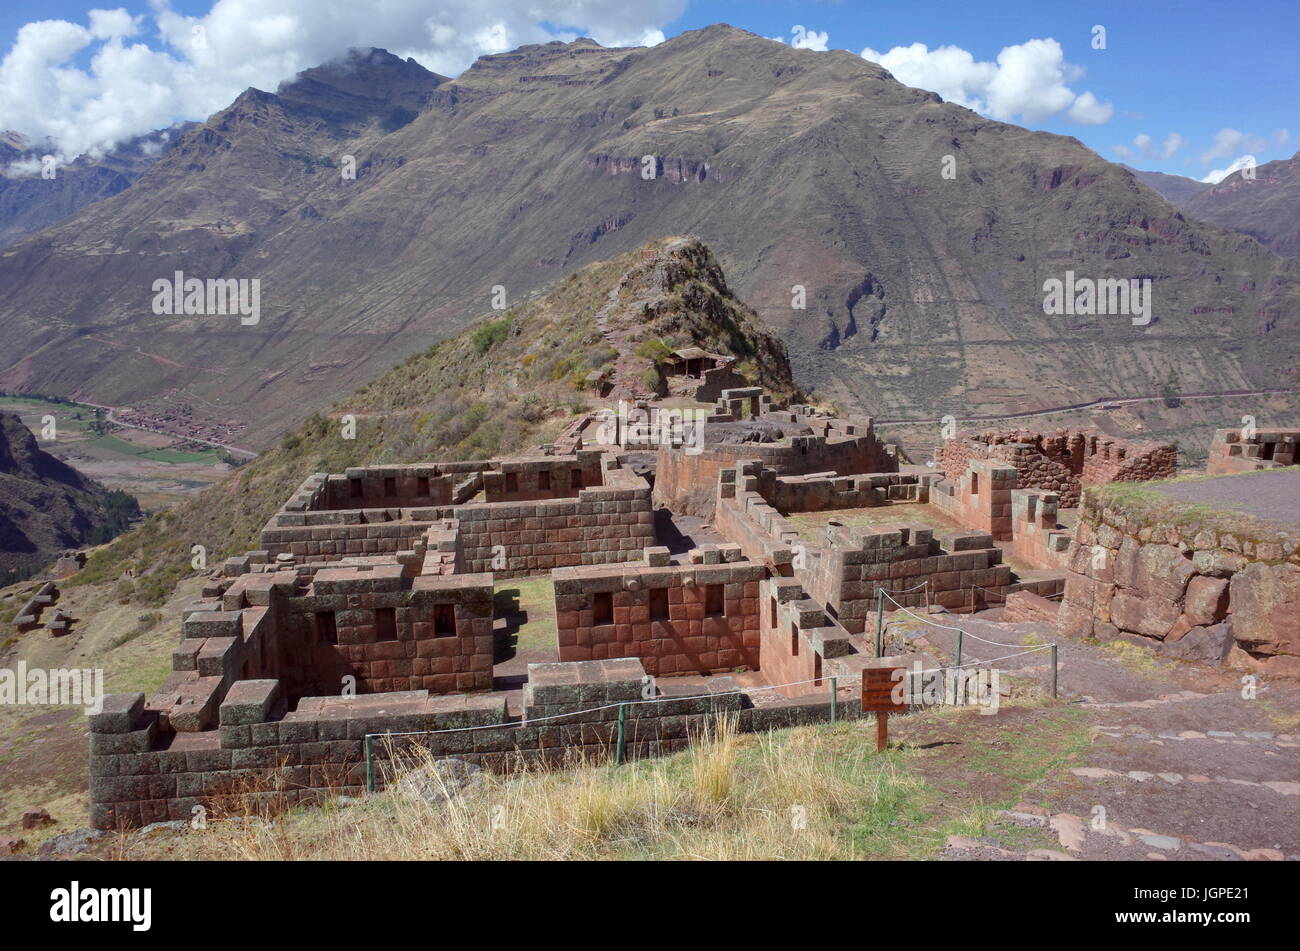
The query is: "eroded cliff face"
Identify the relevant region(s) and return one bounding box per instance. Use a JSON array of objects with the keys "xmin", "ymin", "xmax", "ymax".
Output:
[
  {"xmin": 1056, "ymin": 489, "xmax": 1300, "ymax": 676},
  {"xmin": 586, "ymin": 154, "xmax": 724, "ymax": 183}
]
